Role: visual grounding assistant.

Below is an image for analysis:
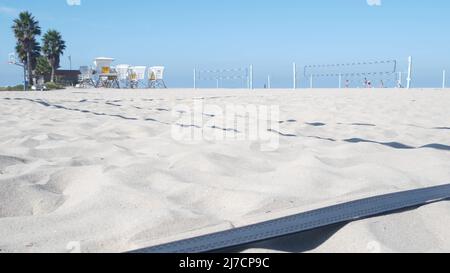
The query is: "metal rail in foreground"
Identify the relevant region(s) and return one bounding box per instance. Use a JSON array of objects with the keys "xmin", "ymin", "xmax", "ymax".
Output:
[{"xmin": 129, "ymin": 183, "xmax": 450, "ymax": 253}]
